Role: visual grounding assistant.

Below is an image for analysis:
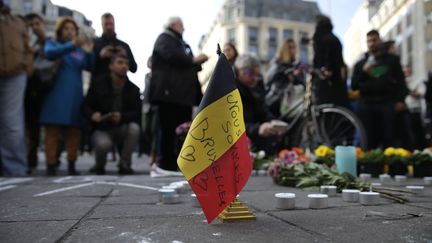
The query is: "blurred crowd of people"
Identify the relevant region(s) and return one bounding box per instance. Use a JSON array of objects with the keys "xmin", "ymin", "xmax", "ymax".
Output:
[{"xmin": 1, "ymin": 0, "xmax": 431, "ymax": 177}]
